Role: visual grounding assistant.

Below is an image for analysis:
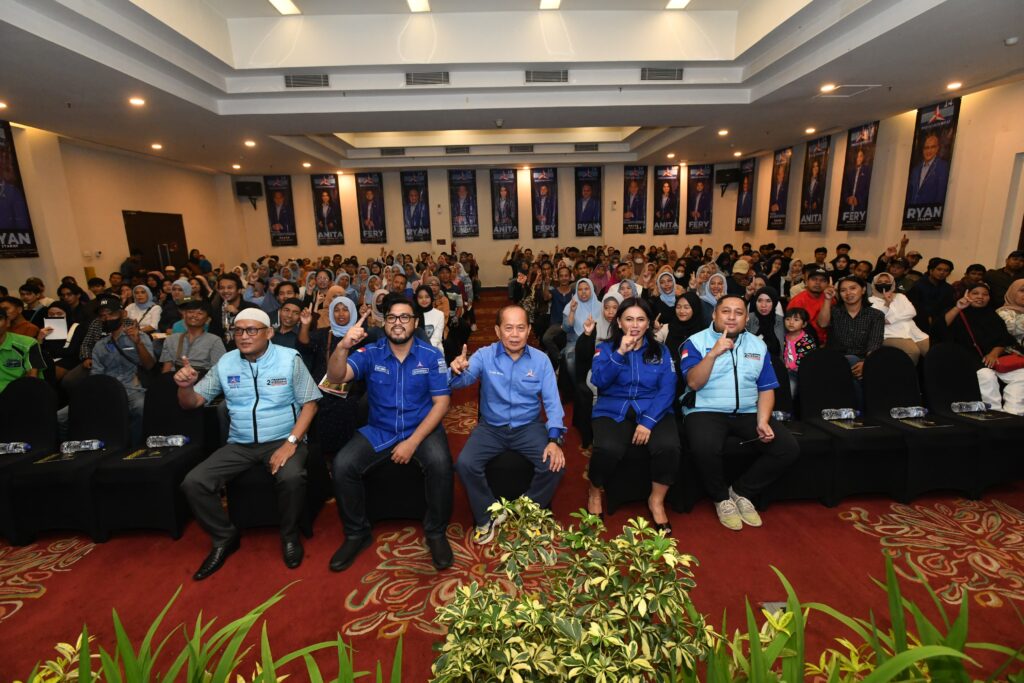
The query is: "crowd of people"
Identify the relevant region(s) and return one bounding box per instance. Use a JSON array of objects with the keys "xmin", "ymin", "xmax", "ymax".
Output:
[{"xmin": 1, "ymin": 238, "xmax": 1022, "ymax": 579}]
